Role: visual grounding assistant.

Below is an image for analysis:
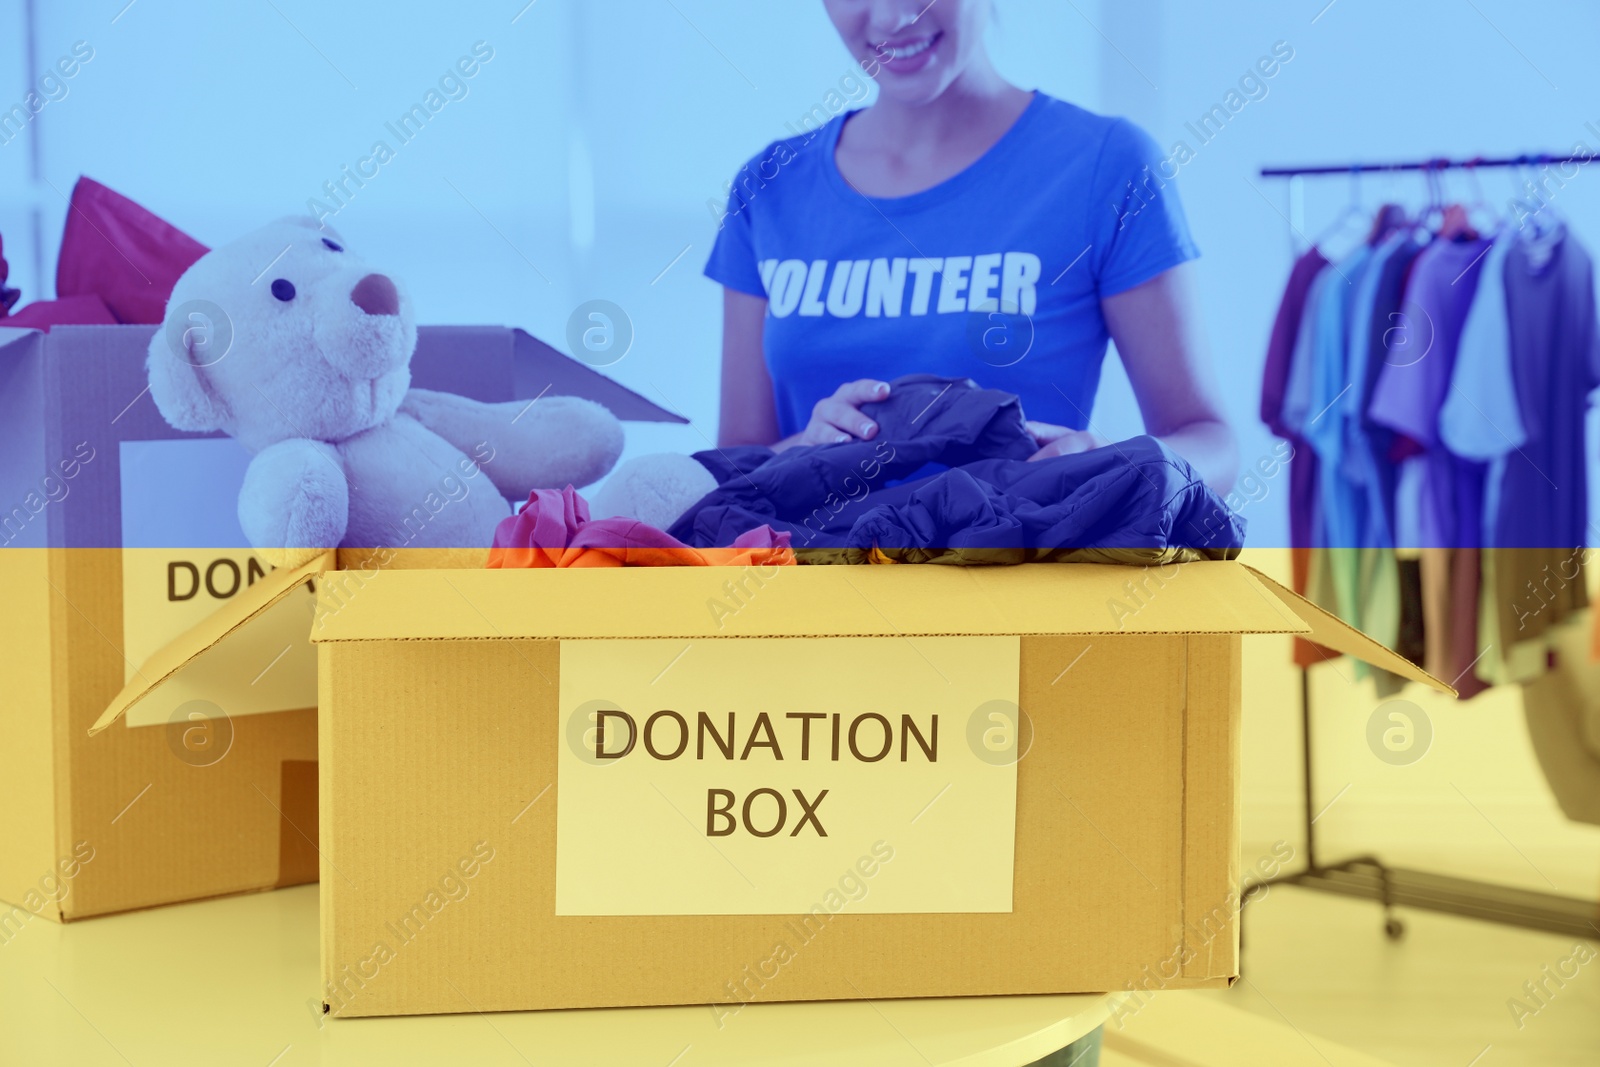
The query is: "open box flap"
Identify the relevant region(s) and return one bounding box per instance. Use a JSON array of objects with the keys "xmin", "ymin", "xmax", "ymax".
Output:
[
  {"xmin": 90, "ymin": 558, "xmax": 1451, "ymax": 736},
  {"xmin": 306, "ymin": 560, "xmax": 1310, "ymax": 642},
  {"xmin": 1240, "ymin": 565, "xmax": 1456, "ymax": 696},
  {"xmin": 89, "ymin": 550, "xmax": 335, "ymax": 735},
  {"xmin": 511, "ymin": 329, "xmax": 687, "ymax": 423}
]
